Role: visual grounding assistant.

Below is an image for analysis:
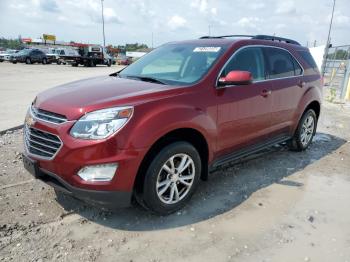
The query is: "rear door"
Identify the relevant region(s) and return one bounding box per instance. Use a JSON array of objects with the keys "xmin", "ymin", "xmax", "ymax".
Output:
[
  {"xmin": 215, "ymin": 46, "xmax": 273, "ymax": 156},
  {"xmin": 263, "ymin": 47, "xmax": 304, "ymax": 137}
]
